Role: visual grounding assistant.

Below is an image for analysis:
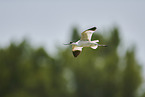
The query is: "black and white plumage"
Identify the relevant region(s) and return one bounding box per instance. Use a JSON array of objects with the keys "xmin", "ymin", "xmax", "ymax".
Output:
[{"xmin": 65, "ymin": 27, "xmax": 107, "ymax": 57}]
